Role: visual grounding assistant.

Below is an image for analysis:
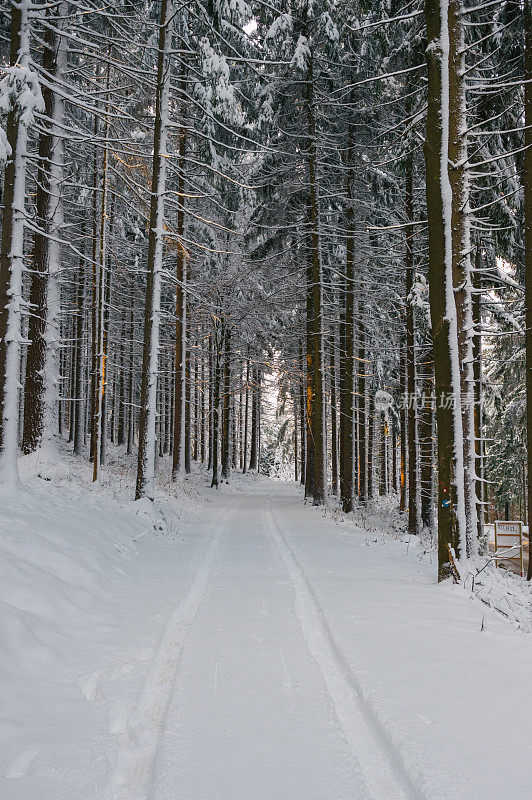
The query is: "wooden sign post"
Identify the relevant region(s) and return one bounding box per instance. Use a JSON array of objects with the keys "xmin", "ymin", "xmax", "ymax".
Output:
[{"xmin": 494, "ymin": 520, "xmax": 524, "ymax": 577}]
